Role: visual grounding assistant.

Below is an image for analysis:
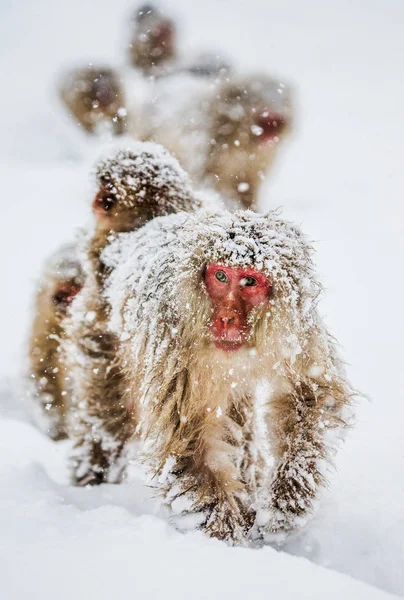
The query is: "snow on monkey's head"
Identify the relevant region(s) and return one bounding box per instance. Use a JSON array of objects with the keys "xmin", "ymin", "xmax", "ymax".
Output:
[
  {"xmin": 103, "ymin": 209, "xmax": 321, "ymax": 377},
  {"xmin": 91, "ymin": 141, "xmax": 201, "ymax": 233}
]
